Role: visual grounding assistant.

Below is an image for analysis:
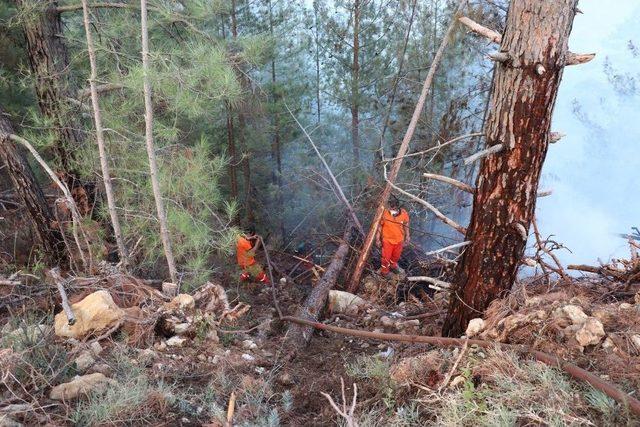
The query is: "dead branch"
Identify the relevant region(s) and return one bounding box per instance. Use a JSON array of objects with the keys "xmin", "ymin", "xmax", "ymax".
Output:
[
  {"xmin": 406, "ymin": 276, "xmax": 451, "ymax": 289},
  {"xmin": 46, "ymin": 268, "xmax": 76, "ymax": 325},
  {"xmin": 384, "ymin": 132, "xmax": 483, "ymax": 162},
  {"xmin": 423, "ymin": 241, "xmax": 471, "ymax": 257},
  {"xmin": 320, "ymin": 377, "xmax": 358, "ymax": 427},
  {"xmin": 459, "ymin": 16, "xmax": 595, "ymax": 66},
  {"xmin": 423, "ymin": 173, "xmax": 474, "ymax": 193},
  {"xmin": 463, "ymin": 143, "xmax": 504, "ymax": 165},
  {"xmin": 280, "ymin": 316, "xmax": 640, "ymax": 417},
  {"xmin": 9, "ymin": 134, "xmax": 92, "ymax": 271}
]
